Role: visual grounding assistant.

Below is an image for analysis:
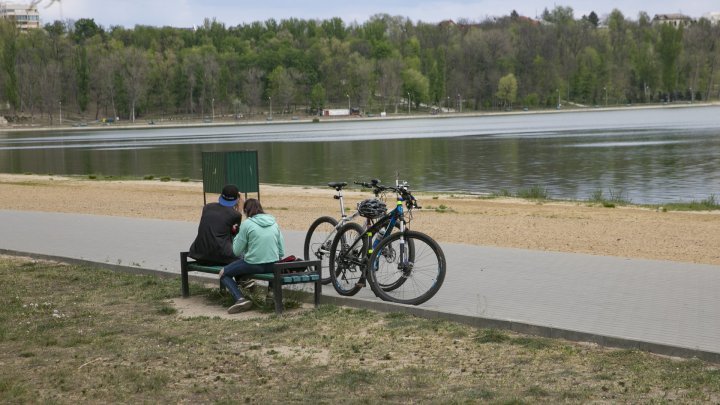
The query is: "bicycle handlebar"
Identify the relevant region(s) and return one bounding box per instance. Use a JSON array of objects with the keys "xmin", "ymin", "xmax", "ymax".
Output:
[{"xmin": 354, "ymin": 179, "xmax": 421, "ymax": 209}]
